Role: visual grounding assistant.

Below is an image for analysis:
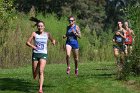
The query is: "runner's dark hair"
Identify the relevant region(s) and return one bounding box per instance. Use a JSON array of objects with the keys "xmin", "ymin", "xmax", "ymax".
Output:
[{"xmin": 29, "ymin": 17, "xmax": 44, "ymax": 26}]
